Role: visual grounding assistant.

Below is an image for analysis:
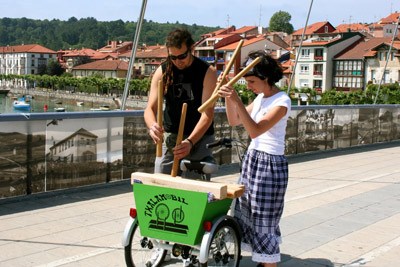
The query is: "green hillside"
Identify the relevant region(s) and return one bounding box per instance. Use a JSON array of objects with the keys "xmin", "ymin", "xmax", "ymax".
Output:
[{"xmin": 0, "ymin": 17, "xmax": 220, "ymax": 51}]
